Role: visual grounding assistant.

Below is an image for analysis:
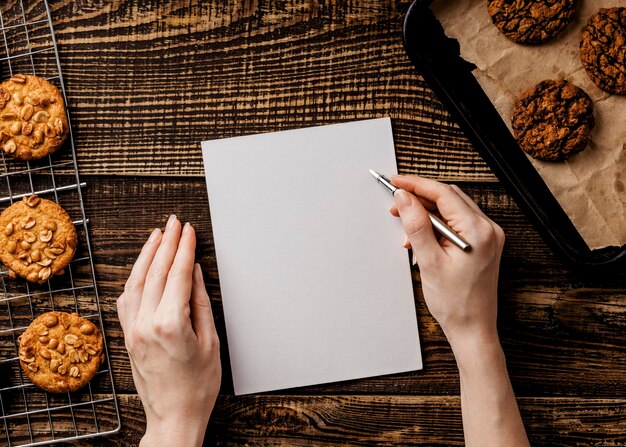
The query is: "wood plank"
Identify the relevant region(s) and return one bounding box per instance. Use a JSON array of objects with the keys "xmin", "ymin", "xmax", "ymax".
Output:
[
  {"xmin": 99, "ymin": 283, "xmax": 626, "ymax": 398},
  {"xmin": 41, "ymin": 0, "xmax": 494, "ymax": 179},
  {"xmin": 42, "ymin": 394, "xmax": 626, "ymax": 446},
  {"xmin": 65, "ymin": 176, "xmax": 625, "ymax": 398},
  {"xmin": 80, "ymin": 175, "xmax": 616, "ymax": 279}
]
